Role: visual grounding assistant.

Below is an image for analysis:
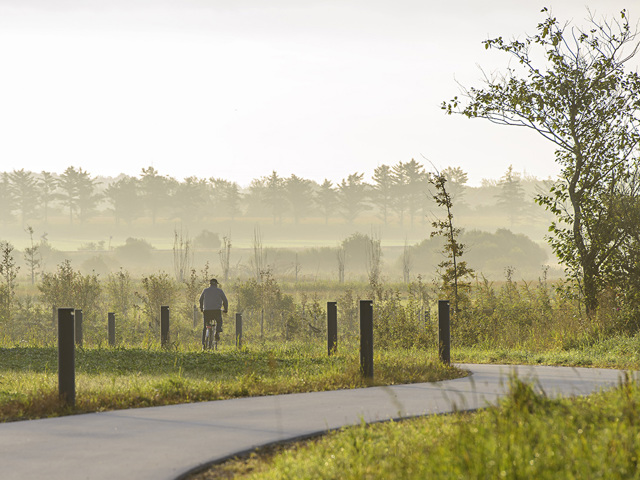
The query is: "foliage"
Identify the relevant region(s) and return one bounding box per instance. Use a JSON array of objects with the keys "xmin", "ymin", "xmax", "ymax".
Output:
[
  {"xmin": 135, "ymin": 271, "xmax": 179, "ymax": 327},
  {"xmin": 38, "ymin": 260, "xmax": 102, "ymax": 339},
  {"xmin": 428, "ymin": 171, "xmax": 474, "ymax": 314},
  {"xmin": 0, "ymin": 241, "xmax": 19, "ymax": 323},
  {"xmin": 444, "ymin": 9, "xmax": 640, "ymax": 316},
  {"xmin": 114, "ymin": 237, "xmax": 154, "ymax": 264}
]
